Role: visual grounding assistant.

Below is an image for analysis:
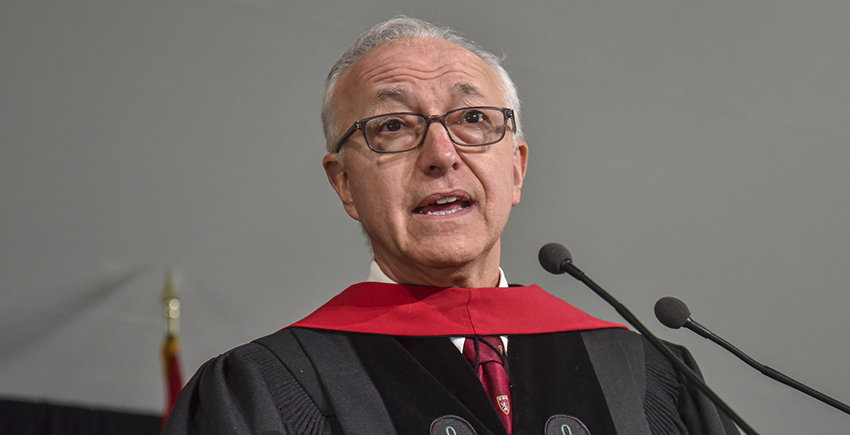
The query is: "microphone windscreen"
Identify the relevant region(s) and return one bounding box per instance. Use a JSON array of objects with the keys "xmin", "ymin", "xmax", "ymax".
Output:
[
  {"xmin": 538, "ymin": 243, "xmax": 572, "ymax": 275},
  {"xmin": 654, "ymin": 296, "xmax": 692, "ymax": 329}
]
